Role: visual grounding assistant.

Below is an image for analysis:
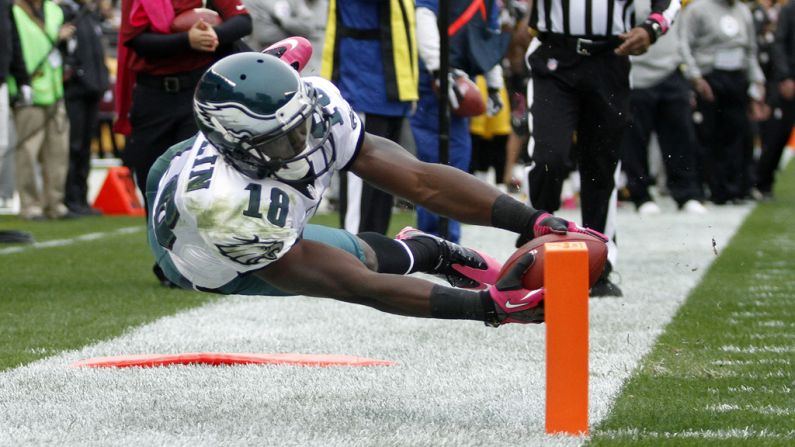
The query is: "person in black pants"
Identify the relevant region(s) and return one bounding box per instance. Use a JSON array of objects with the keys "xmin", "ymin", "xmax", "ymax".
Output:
[
  {"xmin": 525, "ymin": 0, "xmax": 681, "ymax": 296},
  {"xmin": 116, "ymin": 0, "xmax": 251, "ymax": 286},
  {"xmin": 621, "ymin": 0, "xmax": 705, "ymax": 215},
  {"xmin": 756, "ymin": 0, "xmax": 795, "ymax": 200},
  {"xmin": 61, "ymin": 0, "xmax": 109, "ymax": 216}
]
